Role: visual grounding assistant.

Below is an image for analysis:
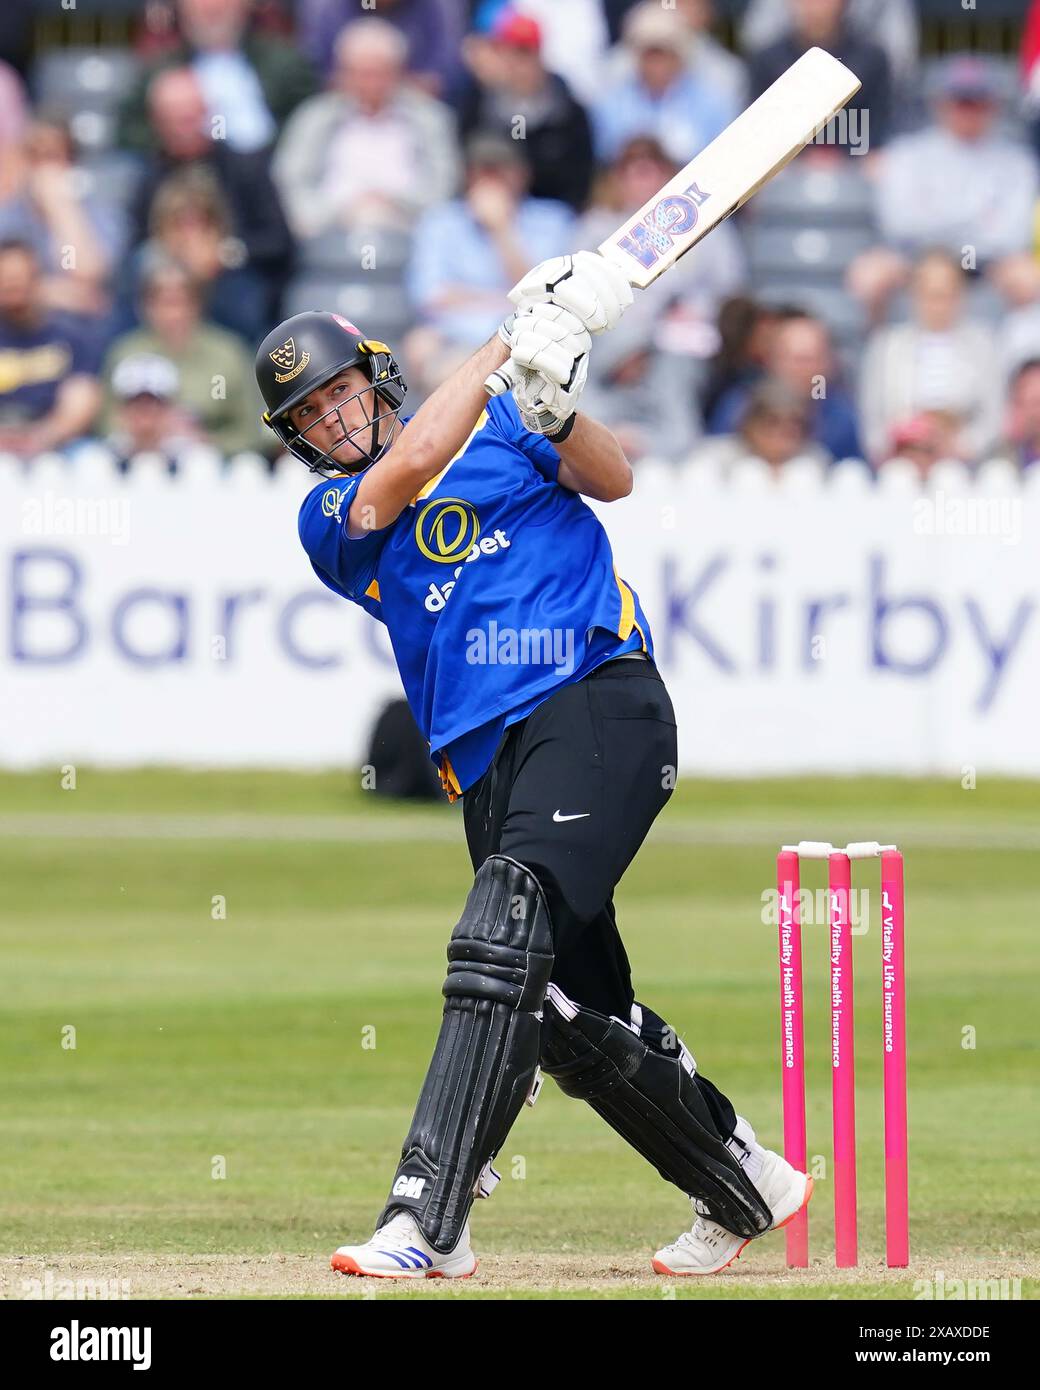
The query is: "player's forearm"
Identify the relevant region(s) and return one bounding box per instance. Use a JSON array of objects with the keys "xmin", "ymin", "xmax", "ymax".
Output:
[
  {"xmin": 351, "ymin": 335, "xmax": 507, "ymax": 532},
  {"xmin": 554, "ymin": 414, "xmax": 633, "ymax": 502}
]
